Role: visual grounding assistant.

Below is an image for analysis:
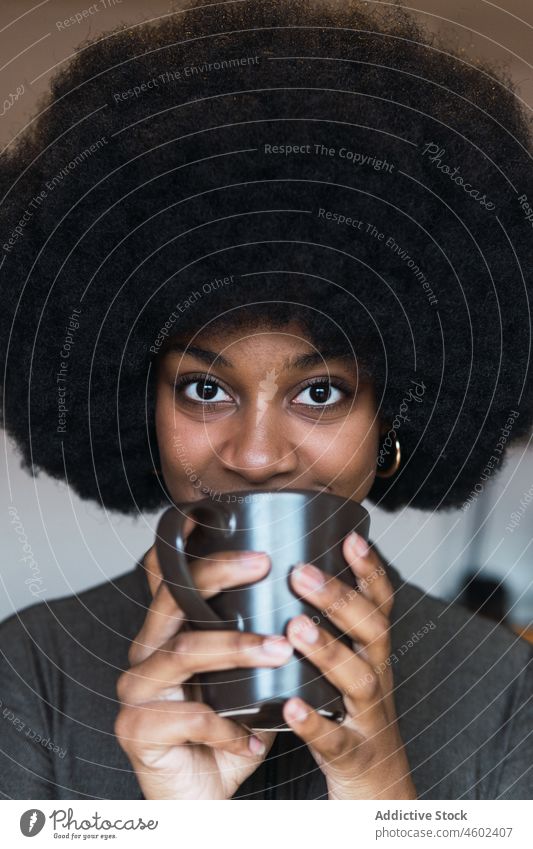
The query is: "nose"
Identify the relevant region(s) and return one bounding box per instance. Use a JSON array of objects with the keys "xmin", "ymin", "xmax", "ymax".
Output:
[{"xmin": 217, "ymin": 401, "xmax": 298, "ymax": 485}]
